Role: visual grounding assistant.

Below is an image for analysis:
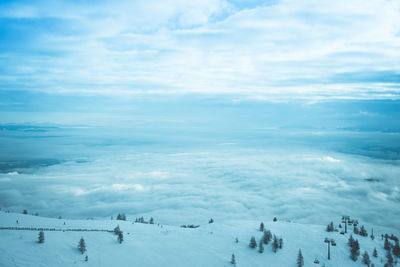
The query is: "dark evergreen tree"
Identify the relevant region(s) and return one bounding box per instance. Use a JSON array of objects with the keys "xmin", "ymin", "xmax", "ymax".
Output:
[
  {"xmin": 273, "ymin": 217, "xmax": 277, "ymax": 222},
  {"xmin": 278, "ymin": 237, "xmax": 283, "ymax": 249},
  {"xmin": 263, "ymin": 230, "xmax": 272, "ymax": 244},
  {"xmin": 354, "ymin": 225, "xmax": 359, "ymax": 235},
  {"xmin": 209, "ymin": 218, "xmax": 214, "ymax": 223},
  {"xmin": 392, "ymin": 241, "xmax": 400, "ymax": 258},
  {"xmin": 259, "ymin": 222, "xmax": 264, "ymax": 232},
  {"xmin": 149, "ymin": 217, "xmax": 154, "ymax": 224},
  {"xmin": 249, "ymin": 236, "xmax": 257, "ymax": 248},
  {"xmin": 235, "ymin": 237, "xmax": 239, "ymax": 243},
  {"xmin": 258, "ymin": 239, "xmax": 264, "ymax": 253},
  {"xmin": 85, "ymin": 255, "xmax": 88, "ymax": 262},
  {"xmin": 384, "ymin": 237, "xmax": 391, "ymax": 250},
  {"xmin": 386, "ymin": 250, "xmax": 394, "ymax": 266},
  {"xmin": 23, "ymin": 209, "xmax": 28, "ymax": 214},
  {"xmin": 362, "ymin": 251, "xmax": 371, "ymax": 266},
  {"xmin": 78, "ymin": 238, "xmax": 86, "ymax": 254},
  {"xmin": 326, "ymin": 221, "xmax": 334, "ymax": 232},
  {"xmin": 272, "ymin": 235, "xmax": 279, "ymax": 253},
  {"xmin": 38, "ymin": 231, "xmax": 44, "ymax": 243},
  {"xmin": 297, "ymin": 249, "xmax": 304, "ymax": 267},
  {"xmin": 360, "ymin": 225, "xmax": 368, "ymax": 237},
  {"xmin": 114, "ymin": 225, "xmax": 121, "ymax": 235},
  {"xmin": 373, "ymin": 247, "xmax": 378, "ymax": 258},
  {"xmin": 118, "ymin": 232, "xmax": 123, "ymax": 243},
  {"xmin": 348, "ymin": 234, "xmax": 355, "ymax": 247},
  {"xmin": 339, "ymin": 223, "xmax": 342, "ymax": 228},
  {"xmin": 350, "ymin": 239, "xmax": 360, "ymax": 261},
  {"xmin": 231, "ymin": 253, "xmax": 236, "ymax": 265}
]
